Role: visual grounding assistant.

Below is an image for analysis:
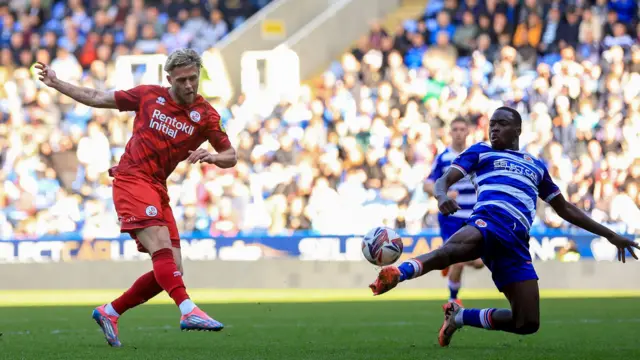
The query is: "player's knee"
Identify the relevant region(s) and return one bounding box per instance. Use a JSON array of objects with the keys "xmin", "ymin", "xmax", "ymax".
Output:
[
  {"xmin": 516, "ymin": 320, "xmax": 539, "ymax": 335},
  {"xmin": 152, "ymin": 232, "xmax": 172, "ymax": 250},
  {"xmin": 140, "ymin": 226, "xmax": 172, "ymax": 252}
]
